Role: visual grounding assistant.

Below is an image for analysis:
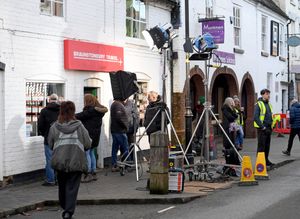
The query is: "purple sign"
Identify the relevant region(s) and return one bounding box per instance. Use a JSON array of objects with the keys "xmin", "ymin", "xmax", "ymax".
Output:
[
  {"xmin": 202, "ymin": 20, "xmax": 224, "ymax": 44},
  {"xmin": 213, "ymin": 50, "xmax": 235, "ymax": 65}
]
